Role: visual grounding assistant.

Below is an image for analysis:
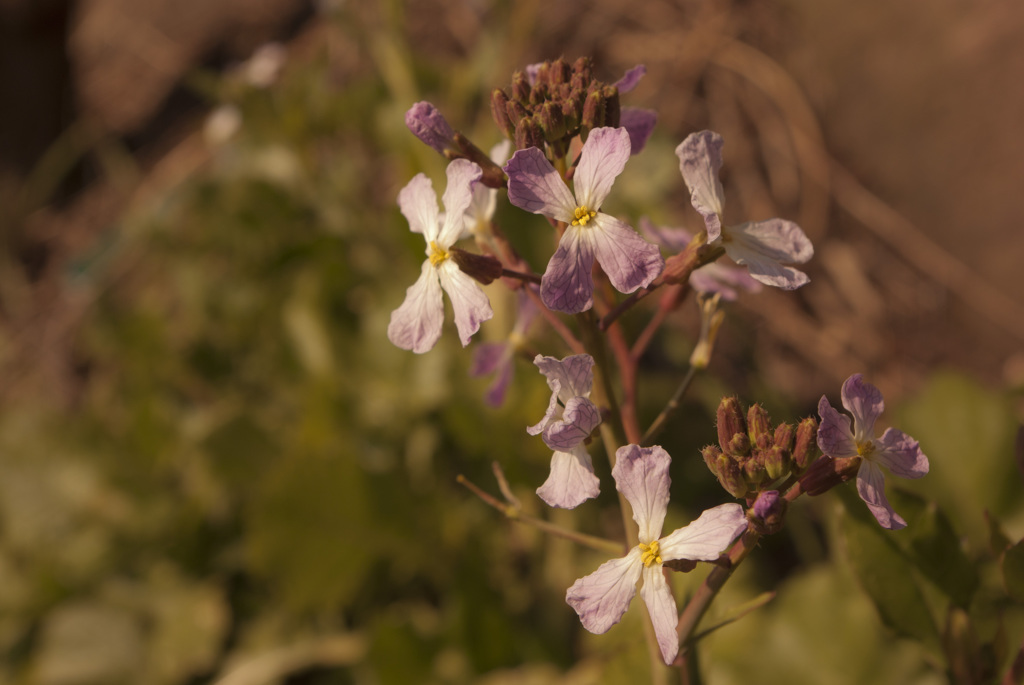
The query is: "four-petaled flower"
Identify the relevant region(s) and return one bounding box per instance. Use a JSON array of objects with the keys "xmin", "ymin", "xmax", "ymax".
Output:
[
  {"xmin": 676, "ymin": 130, "xmax": 814, "ymax": 290},
  {"xmin": 817, "ymin": 373, "xmax": 930, "ymax": 529},
  {"xmin": 504, "ymin": 127, "xmax": 664, "ymax": 313},
  {"xmin": 528, "ymin": 354, "xmax": 603, "ymax": 508},
  {"xmin": 566, "ymin": 444, "xmax": 747, "ymax": 665},
  {"xmin": 388, "ymin": 159, "xmax": 493, "ymax": 353}
]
